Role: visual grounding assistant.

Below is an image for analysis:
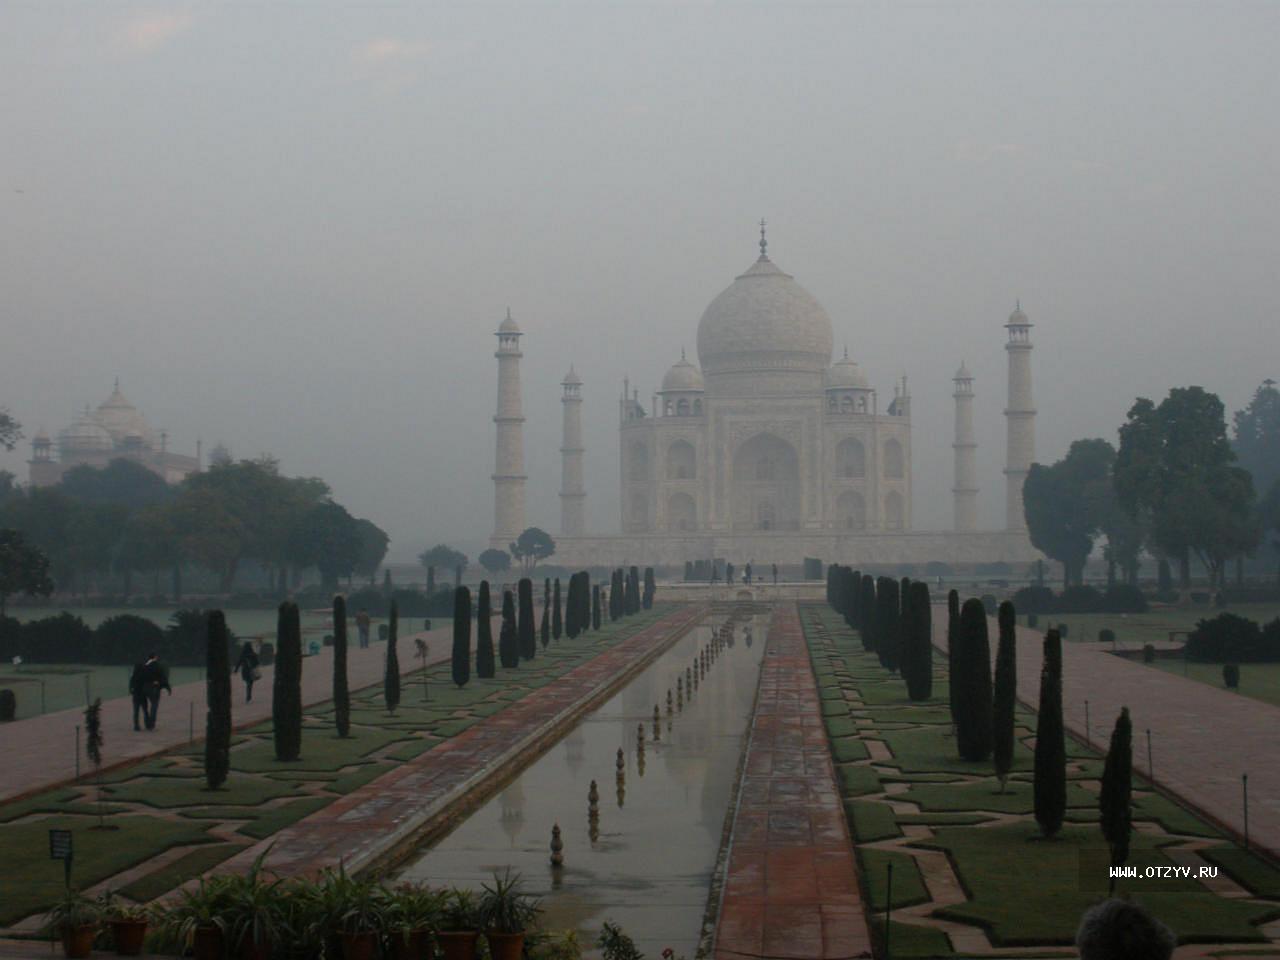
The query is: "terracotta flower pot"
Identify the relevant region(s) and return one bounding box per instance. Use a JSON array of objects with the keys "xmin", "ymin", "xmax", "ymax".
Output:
[
  {"xmin": 389, "ymin": 929, "xmax": 432, "ymax": 960},
  {"xmin": 111, "ymin": 918, "xmax": 148, "ymax": 955},
  {"xmin": 237, "ymin": 933, "xmax": 271, "ymax": 960},
  {"xmin": 340, "ymin": 931, "xmax": 380, "ymax": 960},
  {"xmin": 435, "ymin": 930, "xmax": 479, "ymax": 960},
  {"xmin": 485, "ymin": 931, "xmax": 525, "ymax": 960},
  {"xmin": 192, "ymin": 925, "xmax": 225, "ymax": 960},
  {"xmin": 61, "ymin": 924, "xmax": 97, "ymax": 959}
]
